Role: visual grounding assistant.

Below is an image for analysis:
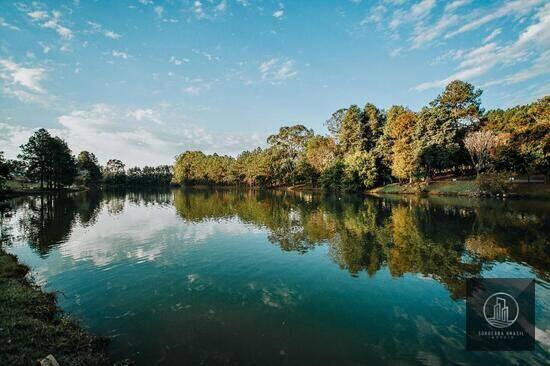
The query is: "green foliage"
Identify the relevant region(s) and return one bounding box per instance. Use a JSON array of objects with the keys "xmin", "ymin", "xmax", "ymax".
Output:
[
  {"xmin": 18, "ymin": 129, "xmax": 77, "ymax": 189},
  {"xmin": 103, "ymin": 159, "xmax": 126, "ymax": 185},
  {"xmin": 77, "ymin": 151, "xmax": 102, "ymax": 186},
  {"xmin": 173, "ymin": 151, "xmax": 236, "ymax": 186},
  {"xmin": 476, "ymin": 171, "xmax": 511, "ymax": 195},
  {"xmin": 339, "ymin": 105, "xmax": 364, "ymax": 155},
  {"xmin": 319, "ymin": 161, "xmax": 346, "ymax": 191},
  {"xmin": 344, "ymin": 151, "xmax": 380, "ymax": 189},
  {"xmin": 0, "ymin": 152, "xmax": 10, "ymax": 190}
]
